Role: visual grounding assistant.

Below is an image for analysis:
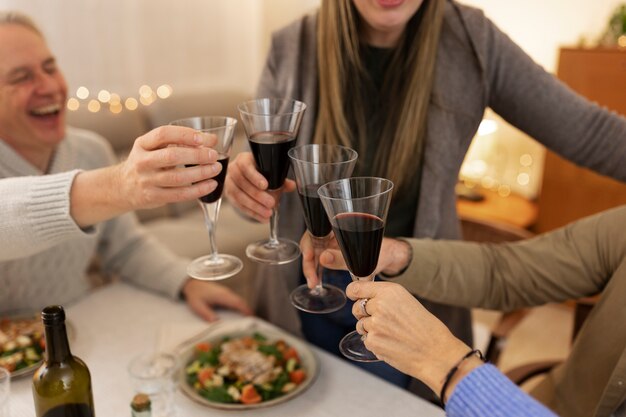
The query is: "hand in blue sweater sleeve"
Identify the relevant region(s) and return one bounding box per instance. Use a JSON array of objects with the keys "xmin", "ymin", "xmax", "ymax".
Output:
[{"xmin": 447, "ymin": 364, "xmax": 557, "ymax": 417}]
